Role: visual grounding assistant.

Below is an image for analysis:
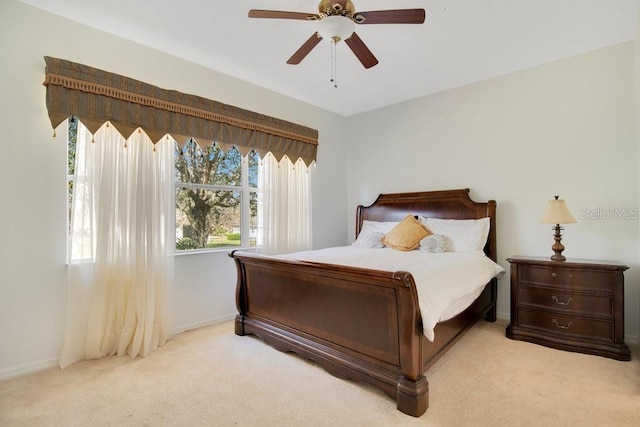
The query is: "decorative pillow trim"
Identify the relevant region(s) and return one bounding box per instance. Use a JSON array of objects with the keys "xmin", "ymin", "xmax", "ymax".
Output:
[
  {"xmin": 353, "ymin": 230, "xmax": 385, "ymax": 248},
  {"xmin": 420, "ymin": 234, "xmax": 447, "ymax": 253}
]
